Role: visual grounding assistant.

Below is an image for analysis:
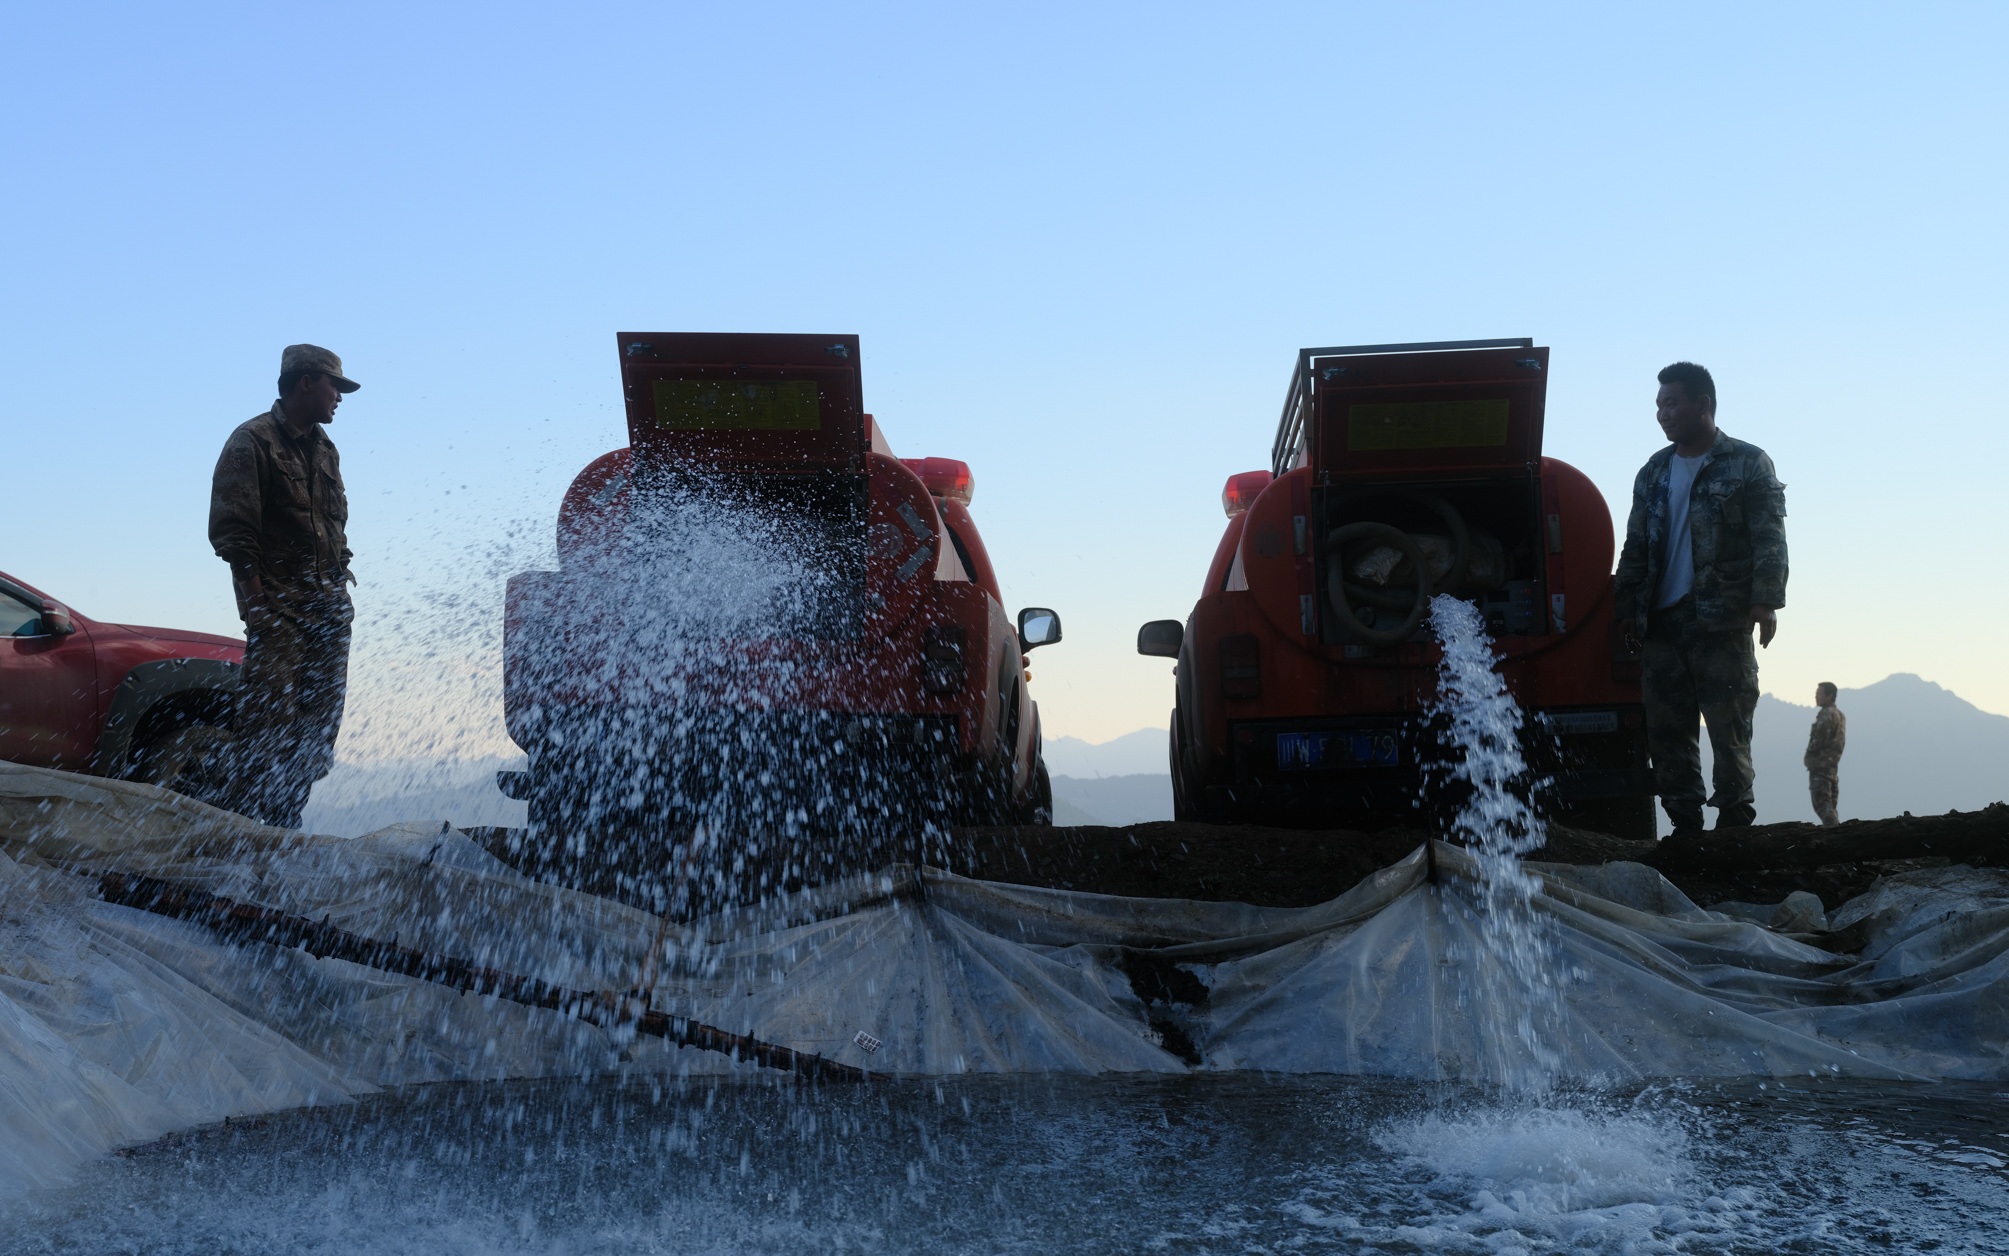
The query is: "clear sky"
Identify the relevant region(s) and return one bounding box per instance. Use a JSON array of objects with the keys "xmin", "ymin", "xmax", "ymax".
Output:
[{"xmin": 5, "ymin": 3, "xmax": 2005, "ymax": 755}]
